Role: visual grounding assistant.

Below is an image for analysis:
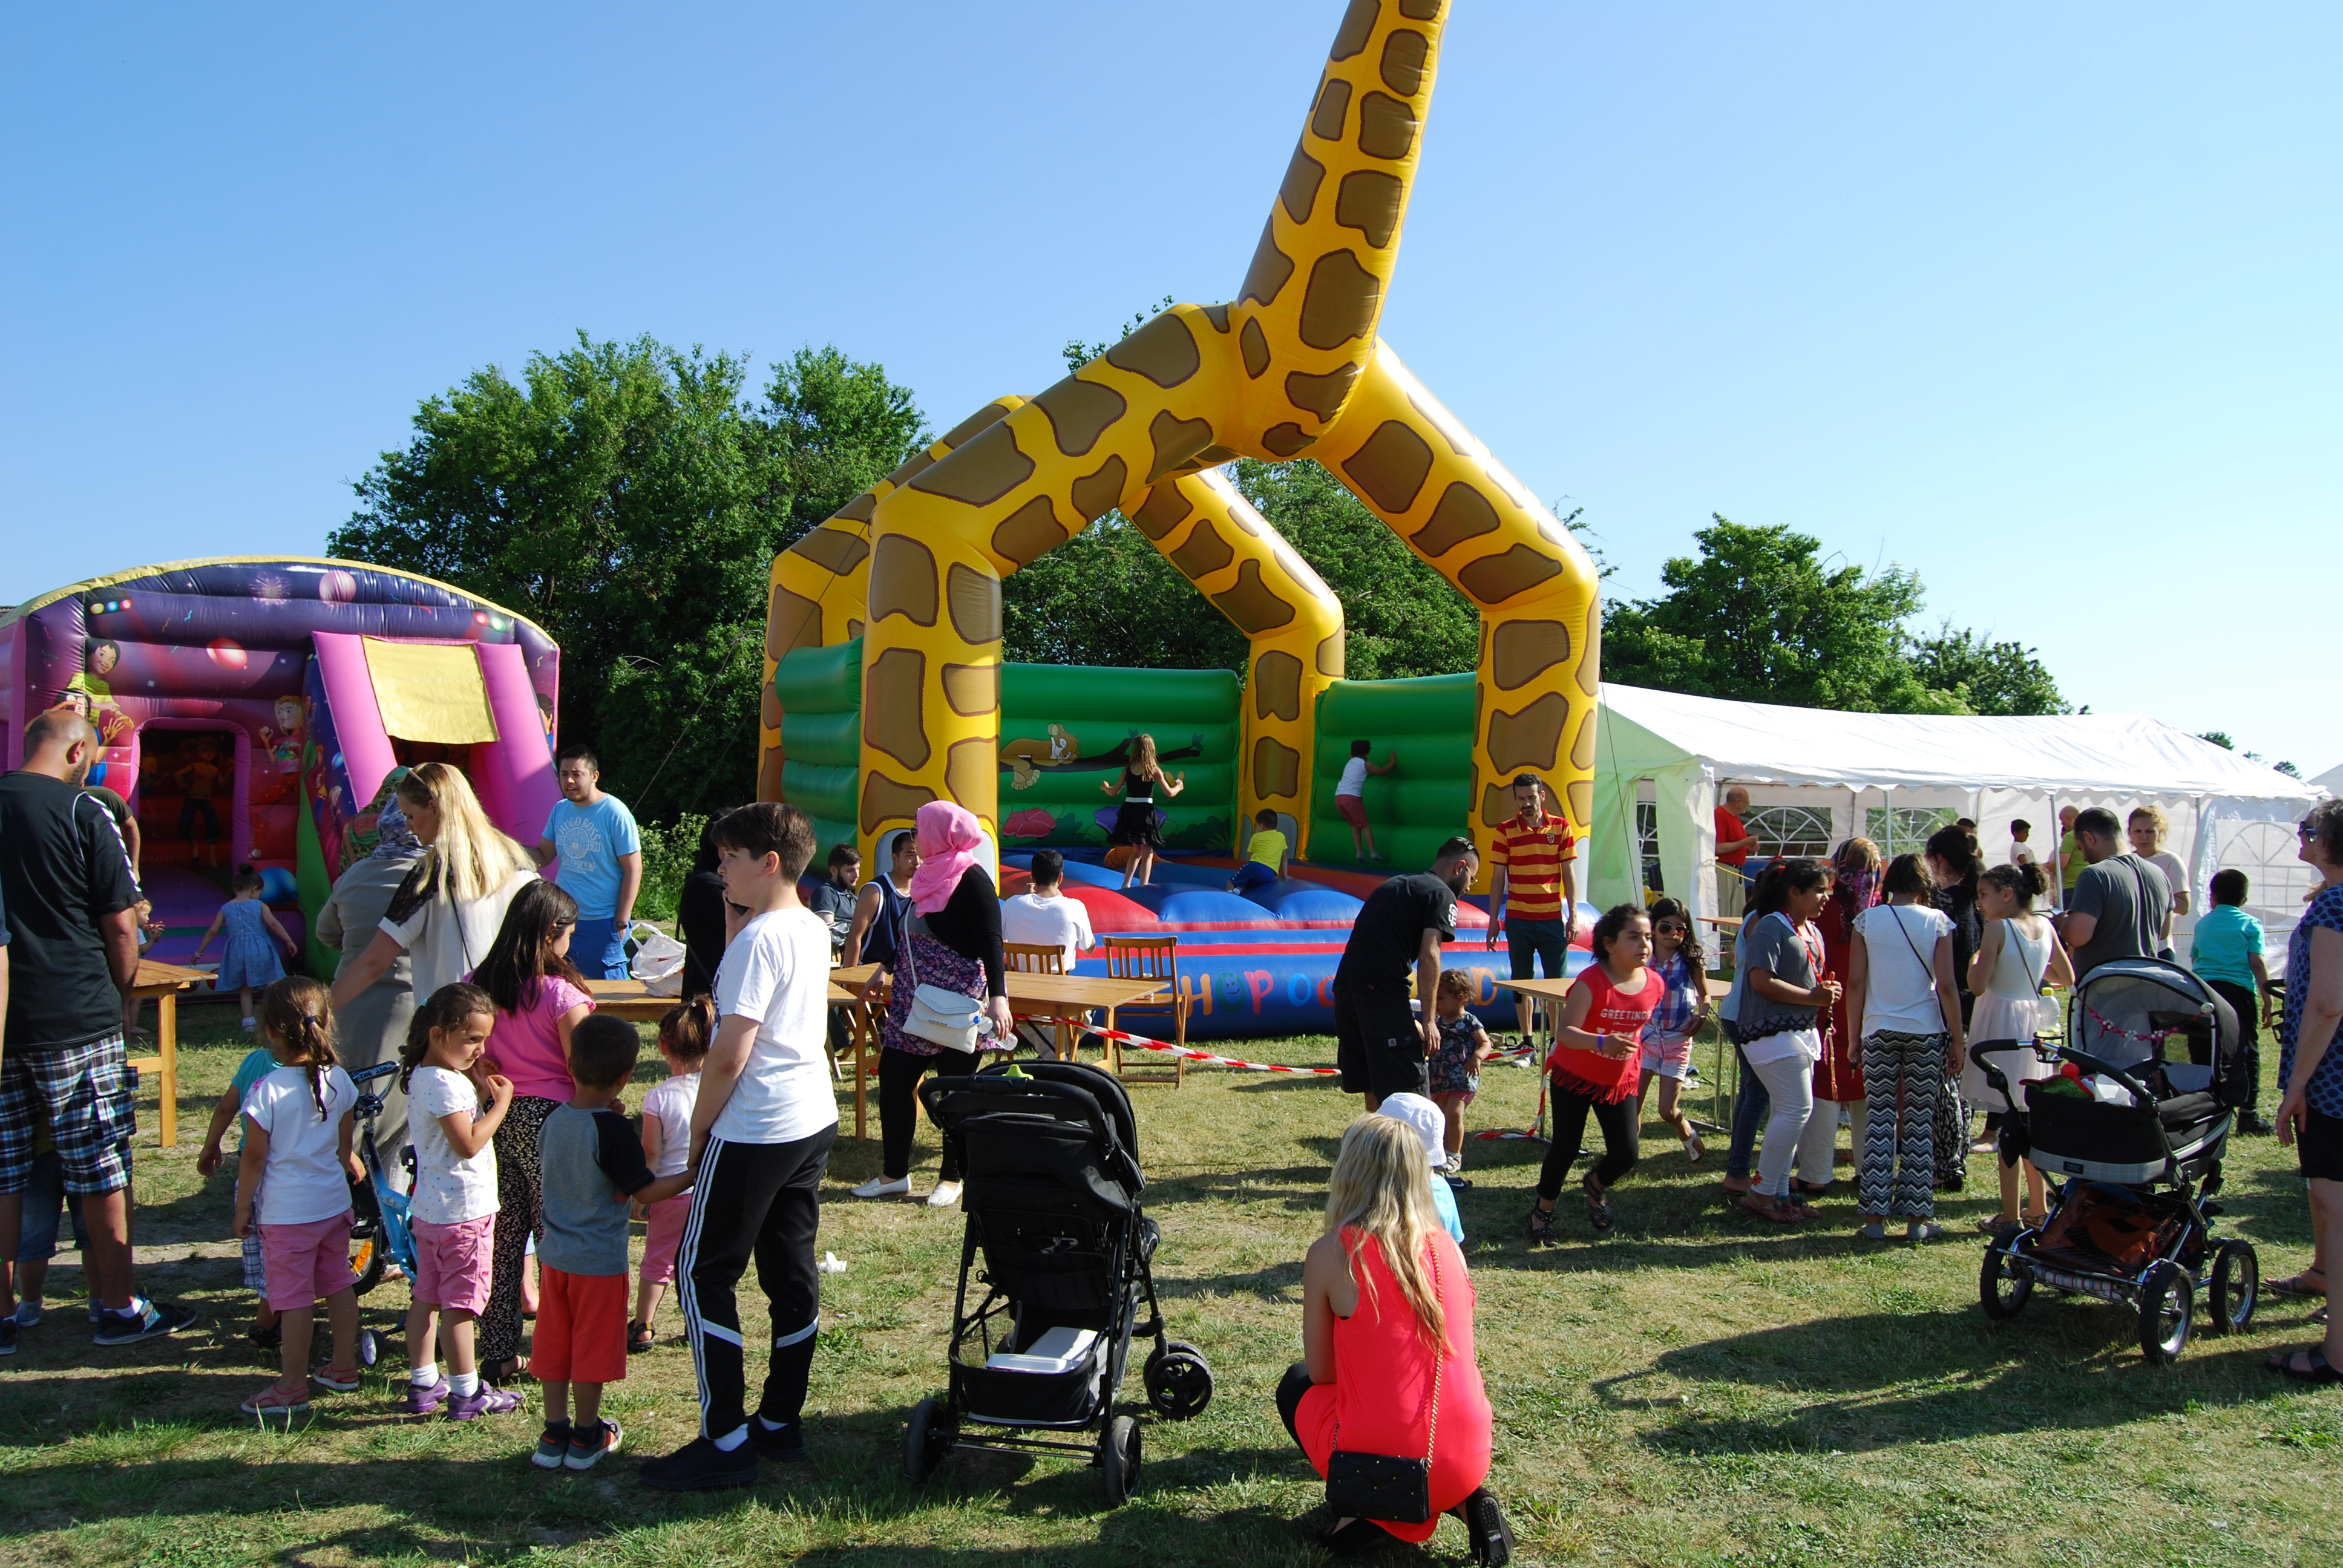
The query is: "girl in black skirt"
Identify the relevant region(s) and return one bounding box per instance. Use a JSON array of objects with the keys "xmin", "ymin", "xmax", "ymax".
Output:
[{"xmin": 1099, "ymin": 733, "xmax": 1184, "ymax": 889}]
